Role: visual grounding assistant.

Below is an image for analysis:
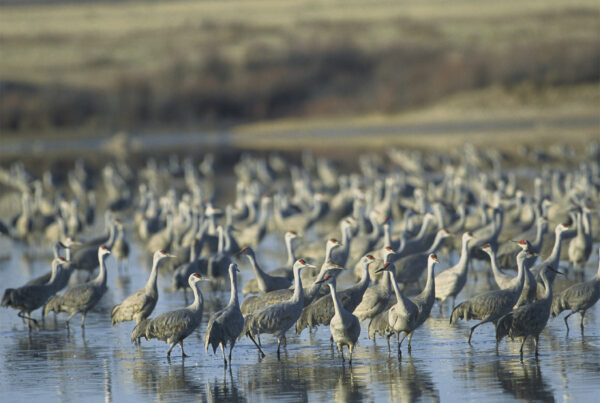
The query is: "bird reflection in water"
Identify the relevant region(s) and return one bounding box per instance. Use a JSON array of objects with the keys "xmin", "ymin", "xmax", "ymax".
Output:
[
  {"xmin": 495, "ymin": 359, "xmax": 555, "ymax": 402},
  {"xmin": 206, "ymin": 370, "xmax": 246, "ymax": 403}
]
